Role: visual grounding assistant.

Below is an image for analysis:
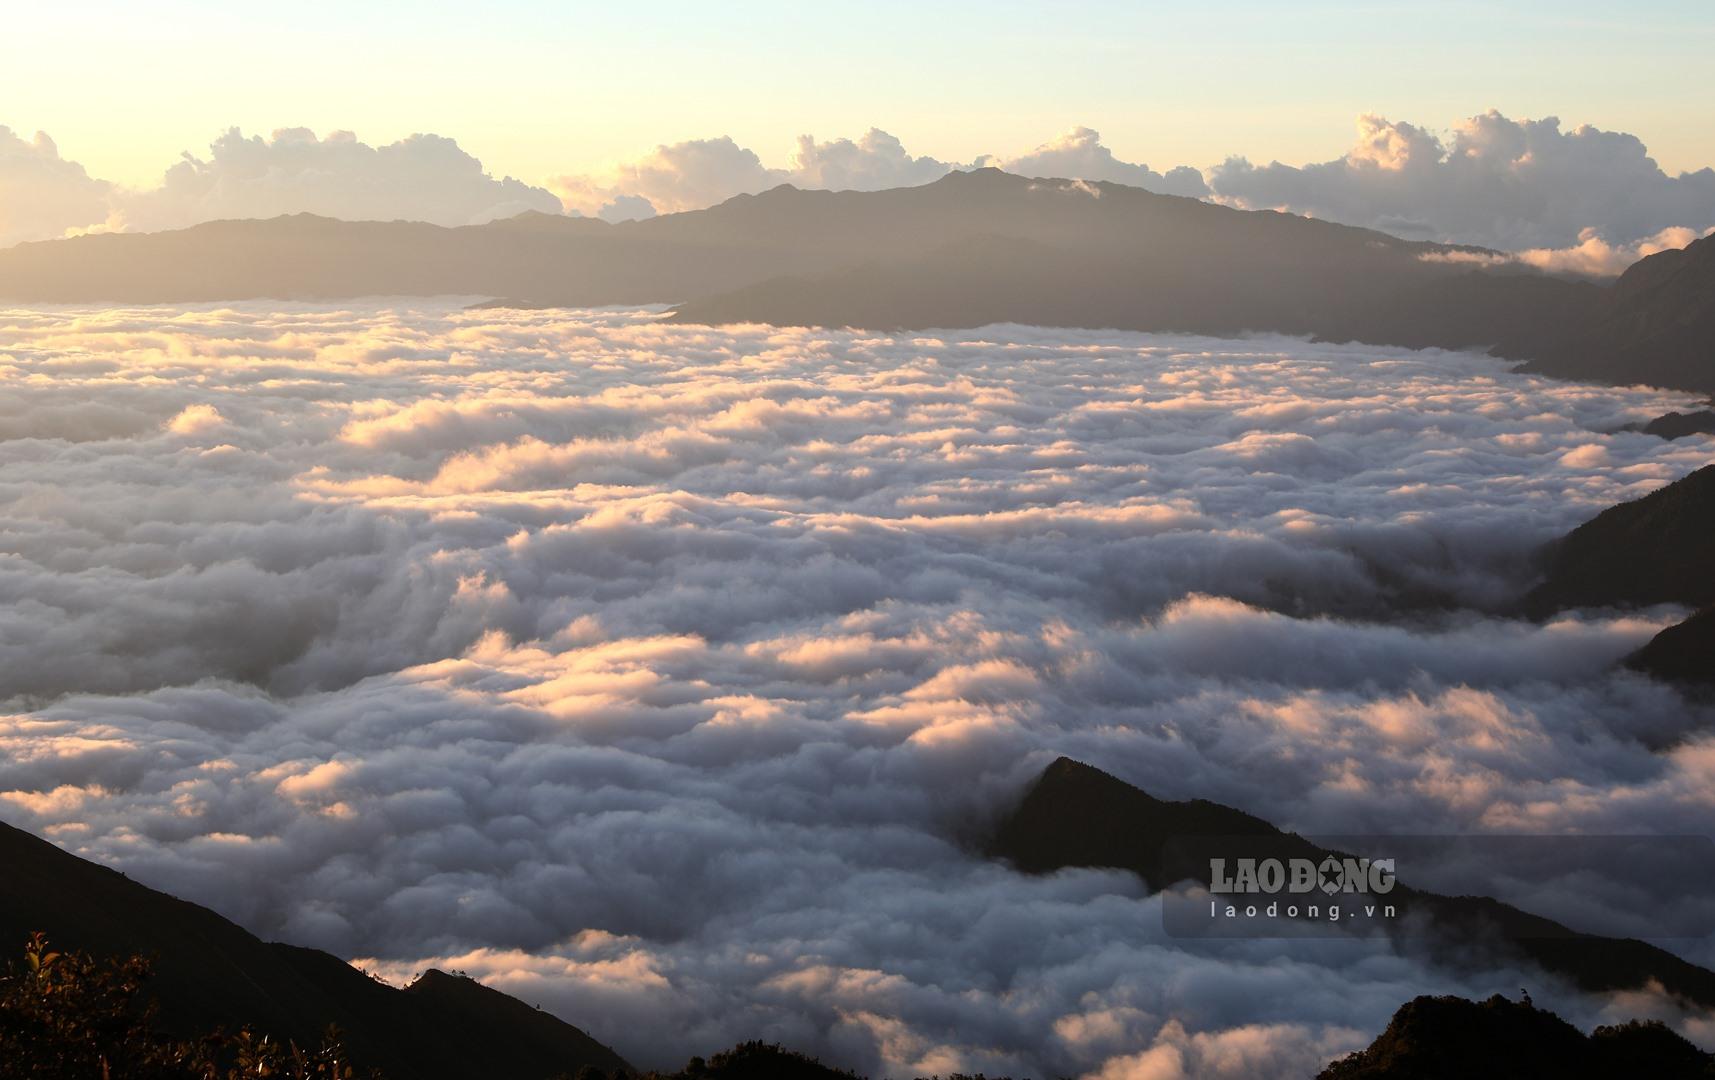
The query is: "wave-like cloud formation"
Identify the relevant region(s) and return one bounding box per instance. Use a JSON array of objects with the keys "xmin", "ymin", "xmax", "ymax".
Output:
[
  {"xmin": 1, "ymin": 306, "xmax": 1713, "ymax": 1076},
  {"xmin": 1209, "ymin": 111, "xmax": 1715, "ymax": 254}
]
